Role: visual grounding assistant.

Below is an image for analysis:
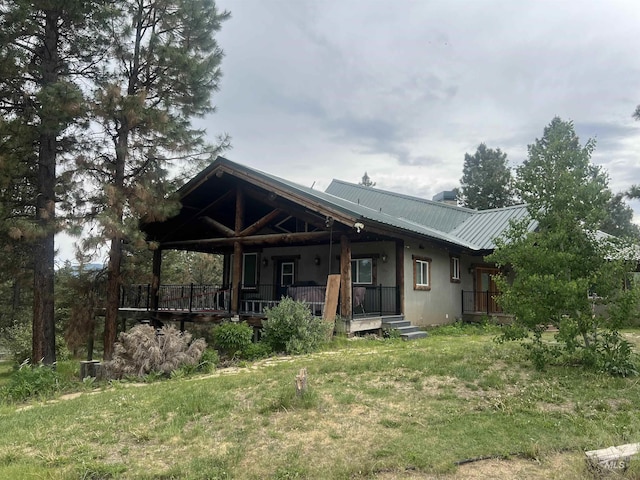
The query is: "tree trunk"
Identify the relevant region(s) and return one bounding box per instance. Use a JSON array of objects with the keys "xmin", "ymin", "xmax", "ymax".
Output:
[
  {"xmin": 103, "ymin": 236, "xmax": 122, "ymax": 360},
  {"xmin": 33, "ymin": 10, "xmax": 60, "ymax": 366}
]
